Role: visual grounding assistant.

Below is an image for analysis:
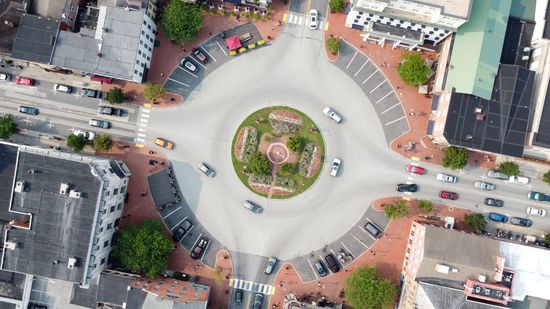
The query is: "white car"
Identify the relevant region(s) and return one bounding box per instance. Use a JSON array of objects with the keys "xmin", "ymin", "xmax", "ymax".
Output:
[
  {"xmin": 436, "ymin": 173, "xmax": 458, "ymax": 183},
  {"xmin": 198, "ymin": 162, "xmax": 215, "ymax": 177},
  {"xmin": 323, "ymin": 107, "xmax": 342, "ymax": 123},
  {"xmin": 309, "ymin": 9, "xmax": 318, "ymax": 30},
  {"xmin": 509, "ymin": 175, "xmax": 529, "ymax": 184},
  {"xmin": 527, "ymin": 206, "xmax": 546, "ymax": 217},
  {"xmin": 54, "ymin": 84, "xmax": 72, "ymax": 93},
  {"xmin": 73, "ymin": 130, "xmax": 95, "ymax": 141},
  {"xmin": 0, "ymin": 73, "xmax": 11, "ymax": 81},
  {"xmin": 330, "ymin": 158, "xmax": 341, "ymax": 176}
]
